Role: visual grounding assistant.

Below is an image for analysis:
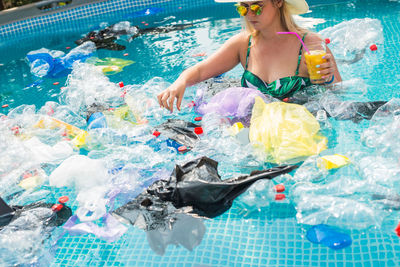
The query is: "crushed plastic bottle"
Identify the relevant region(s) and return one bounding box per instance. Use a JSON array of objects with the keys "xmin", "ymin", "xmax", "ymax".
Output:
[
  {"xmin": 315, "ymin": 109, "xmax": 336, "ymax": 146},
  {"xmin": 235, "ymin": 179, "xmax": 288, "ymax": 216},
  {"xmin": 294, "ymin": 194, "xmax": 386, "ymax": 230}
]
